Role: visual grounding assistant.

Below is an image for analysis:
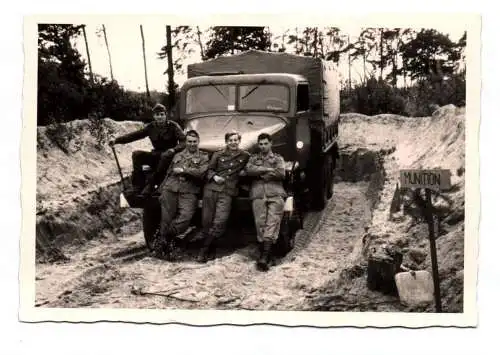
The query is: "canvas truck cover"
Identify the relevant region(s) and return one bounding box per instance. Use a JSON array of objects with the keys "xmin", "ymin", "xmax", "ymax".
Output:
[{"xmin": 187, "ymin": 50, "xmax": 340, "ymax": 127}]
